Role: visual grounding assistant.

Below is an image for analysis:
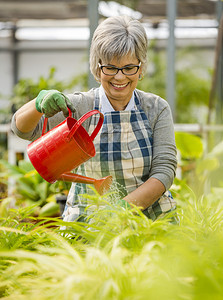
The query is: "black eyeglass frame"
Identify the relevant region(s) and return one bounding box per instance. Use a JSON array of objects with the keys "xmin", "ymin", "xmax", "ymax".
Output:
[{"xmin": 98, "ymin": 62, "xmax": 141, "ymax": 76}]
